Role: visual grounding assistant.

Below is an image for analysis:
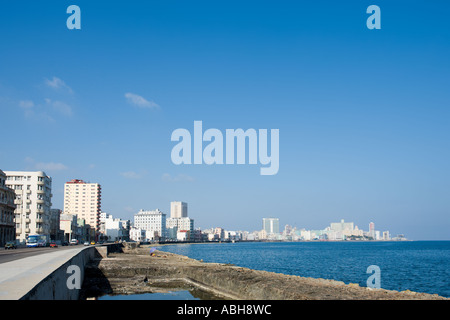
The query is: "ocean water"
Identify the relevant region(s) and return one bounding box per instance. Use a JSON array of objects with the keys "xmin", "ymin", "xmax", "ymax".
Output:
[{"xmin": 158, "ymin": 241, "xmax": 450, "ymax": 298}]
